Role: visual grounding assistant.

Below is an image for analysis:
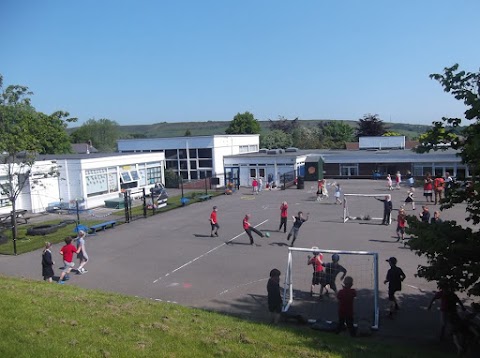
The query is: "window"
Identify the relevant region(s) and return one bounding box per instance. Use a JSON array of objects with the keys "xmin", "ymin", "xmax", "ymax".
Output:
[
  {"xmin": 249, "ymin": 145, "xmax": 258, "ymax": 152},
  {"xmin": 190, "ymin": 161, "xmax": 197, "ymax": 169},
  {"xmin": 147, "ymin": 167, "xmax": 163, "ymax": 185},
  {"xmin": 239, "ymin": 145, "xmax": 249, "ymax": 153},
  {"xmin": 86, "ymin": 168, "xmax": 108, "ymax": 197},
  {"xmin": 198, "ymin": 148, "xmax": 212, "ymax": 158},
  {"xmin": 165, "ymin": 149, "xmax": 177, "ymax": 160},
  {"xmin": 189, "ymin": 149, "xmax": 197, "ymax": 158},
  {"xmin": 178, "ymin": 149, "xmax": 187, "ymax": 159},
  {"xmin": 166, "ymin": 161, "xmax": 177, "ymax": 169},
  {"xmin": 179, "ymin": 160, "xmax": 188, "ymax": 170},
  {"xmin": 190, "ymin": 171, "xmax": 198, "ymax": 179},
  {"xmin": 250, "ymin": 168, "xmax": 256, "ymax": 177},
  {"xmin": 198, "ymin": 160, "xmax": 213, "ymax": 168},
  {"xmin": 340, "ymin": 164, "xmax": 358, "ymax": 176}
]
